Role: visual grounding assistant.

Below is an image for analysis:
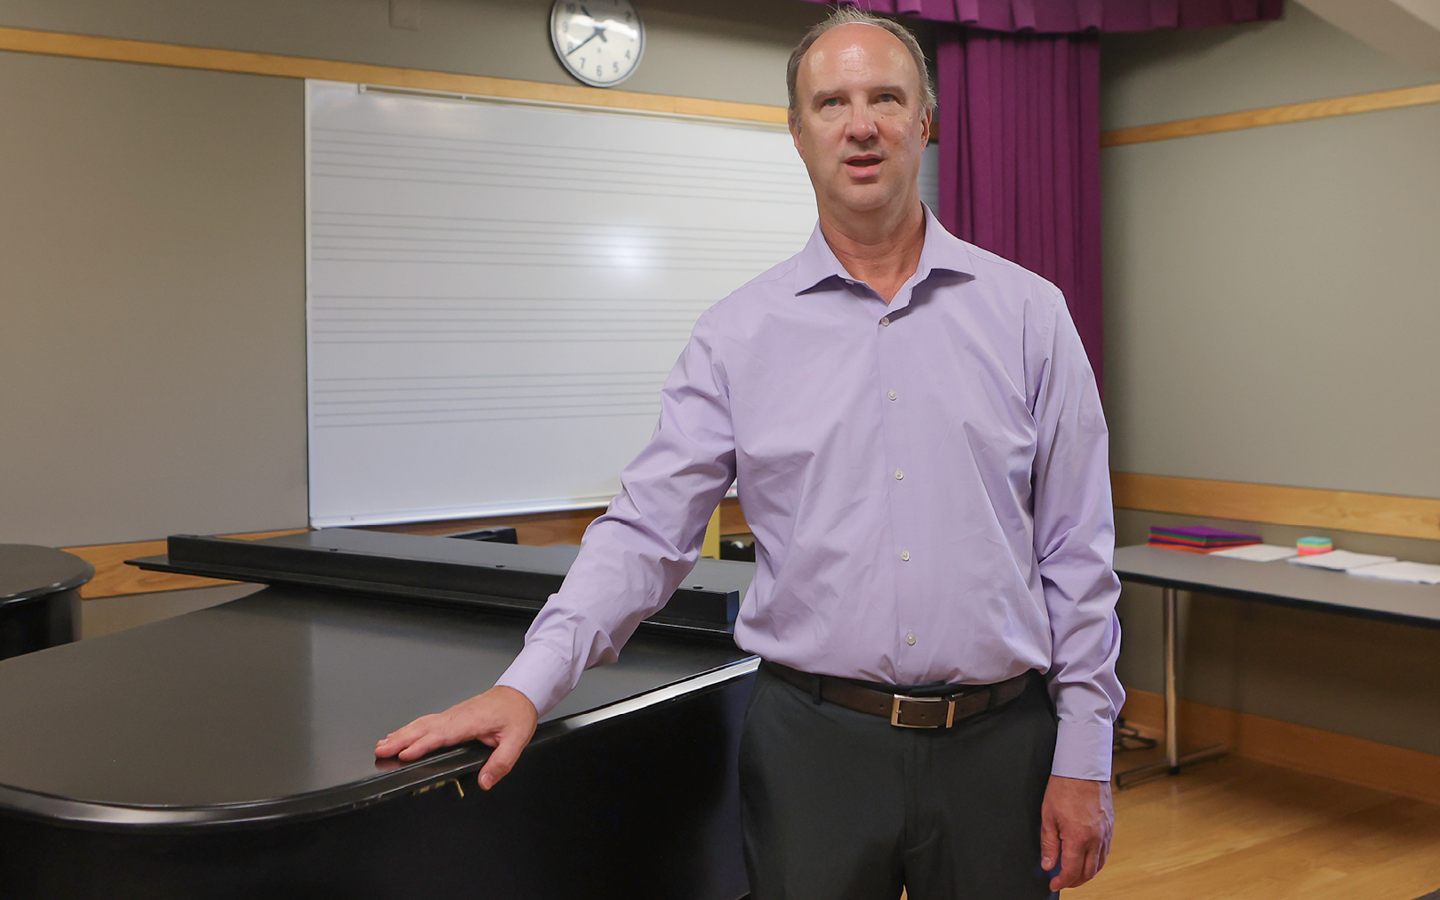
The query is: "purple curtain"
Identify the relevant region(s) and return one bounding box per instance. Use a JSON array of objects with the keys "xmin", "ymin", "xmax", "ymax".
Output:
[
  {"xmin": 938, "ymin": 31, "xmax": 1105, "ymax": 388},
  {"xmin": 819, "ymin": 0, "xmax": 1280, "ymax": 33},
  {"xmin": 796, "ymin": 0, "xmax": 1282, "ymax": 392}
]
